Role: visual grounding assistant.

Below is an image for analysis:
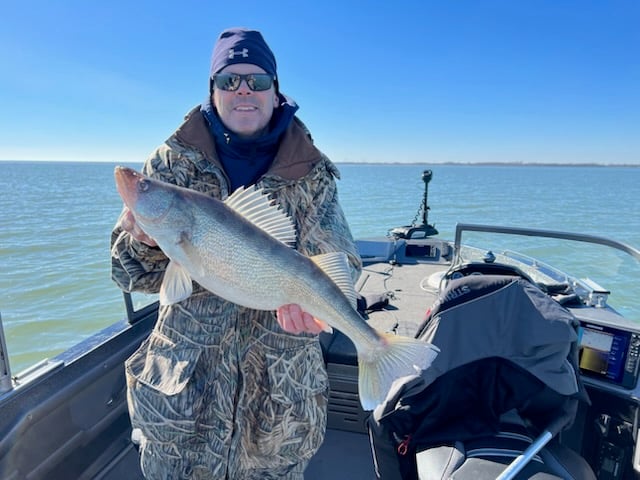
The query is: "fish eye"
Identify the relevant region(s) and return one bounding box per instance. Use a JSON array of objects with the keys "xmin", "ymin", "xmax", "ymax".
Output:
[{"xmin": 138, "ymin": 179, "xmax": 150, "ymax": 193}]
